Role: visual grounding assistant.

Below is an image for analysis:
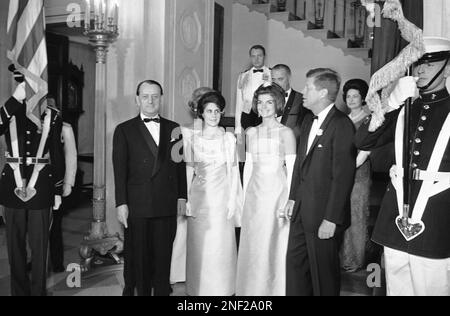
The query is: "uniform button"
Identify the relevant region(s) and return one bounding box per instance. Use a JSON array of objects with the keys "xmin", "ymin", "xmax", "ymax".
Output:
[
  {"xmin": 26, "ymin": 131, "xmax": 30, "ymax": 135},
  {"xmin": 411, "ymin": 163, "xmax": 418, "ymax": 168},
  {"xmin": 415, "ymin": 138, "xmax": 422, "ymax": 144},
  {"xmin": 26, "ymin": 152, "xmax": 31, "ymax": 155},
  {"xmin": 423, "ymin": 105, "xmax": 430, "ymax": 110},
  {"xmin": 421, "ymin": 116, "xmax": 427, "ymax": 121},
  {"xmin": 26, "ymin": 141, "xmax": 30, "ymax": 145},
  {"xmin": 414, "ymin": 151, "xmax": 420, "ymax": 156},
  {"xmin": 418, "ymin": 126, "xmax": 424, "ymax": 132}
]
